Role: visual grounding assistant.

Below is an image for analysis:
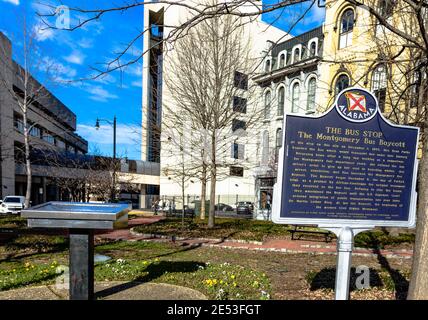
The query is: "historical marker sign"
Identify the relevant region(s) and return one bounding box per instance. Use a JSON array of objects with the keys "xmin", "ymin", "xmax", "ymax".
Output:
[{"xmin": 272, "ymin": 87, "xmax": 420, "ymax": 228}]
